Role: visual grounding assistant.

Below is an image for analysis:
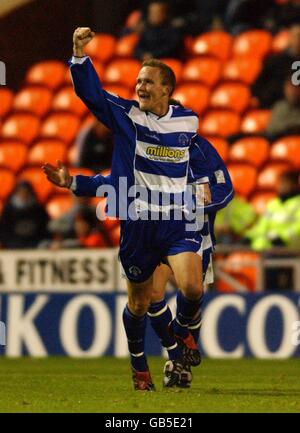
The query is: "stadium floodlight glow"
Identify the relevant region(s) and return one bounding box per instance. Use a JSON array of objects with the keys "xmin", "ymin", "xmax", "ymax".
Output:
[{"xmin": 0, "ymin": 61, "xmax": 6, "ymax": 85}]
